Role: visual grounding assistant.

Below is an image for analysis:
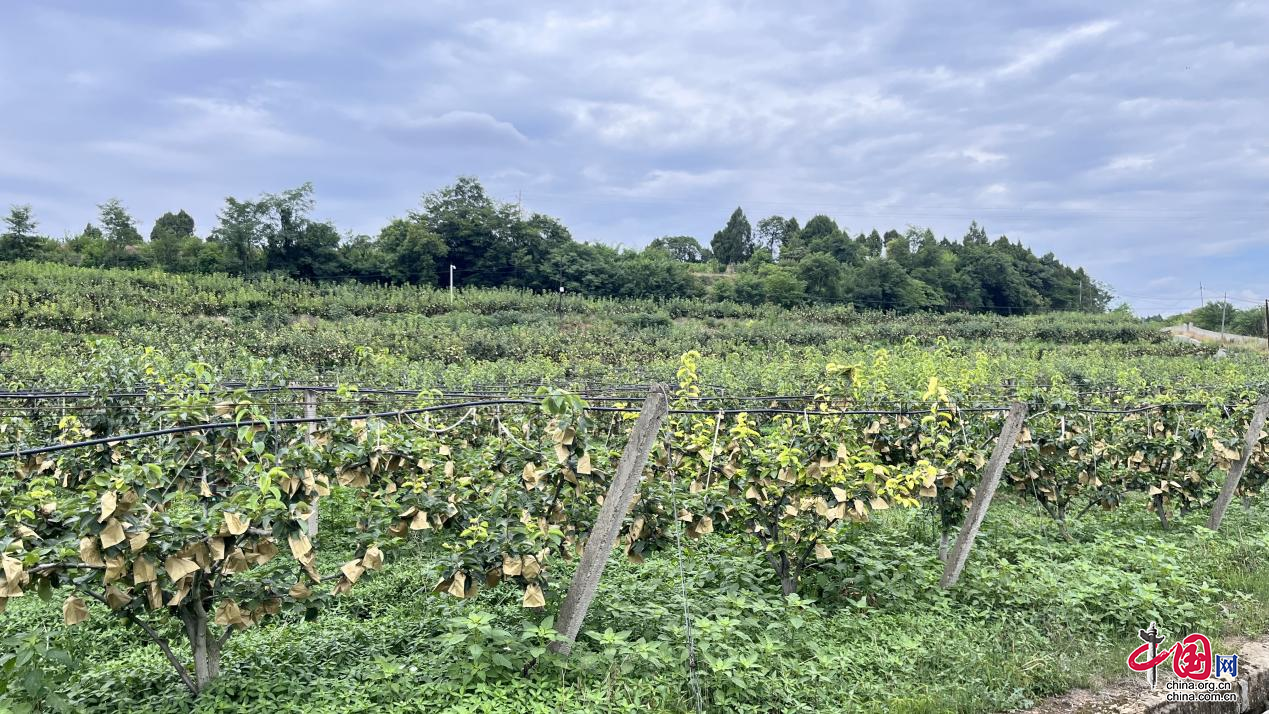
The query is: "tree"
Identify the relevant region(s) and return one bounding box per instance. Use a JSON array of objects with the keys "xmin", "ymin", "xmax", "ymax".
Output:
[
  {"xmin": 376, "ymin": 217, "xmax": 447, "ymax": 284},
  {"xmin": 858, "ymin": 230, "xmax": 883, "ymax": 259},
  {"xmin": 0, "ymin": 376, "xmax": 389, "ymax": 696},
  {"xmin": 616, "ymin": 248, "xmax": 703, "ymax": 299},
  {"xmin": 756, "ymin": 216, "xmax": 797, "ymax": 256},
  {"xmin": 150, "ymin": 210, "xmax": 195, "ymax": 242},
  {"xmin": 963, "ymin": 221, "xmax": 989, "ymax": 246},
  {"xmin": 66, "ymin": 224, "xmax": 109, "ymax": 267},
  {"xmin": 648, "ymin": 235, "xmax": 708, "ymax": 263},
  {"xmin": 97, "ymin": 199, "xmax": 146, "ymax": 268},
  {"xmin": 797, "ymin": 252, "xmax": 843, "ymax": 301},
  {"xmin": 847, "ymin": 258, "xmax": 941, "ymax": 312},
  {"xmin": 761, "ymin": 266, "xmax": 807, "ymax": 307},
  {"xmin": 258, "ymin": 184, "xmax": 343, "ymax": 280},
  {"xmin": 1, "ymin": 204, "xmax": 42, "ymax": 261},
  {"xmin": 210, "ymin": 197, "xmax": 265, "ymax": 275},
  {"xmin": 710, "ymin": 207, "xmax": 754, "ymax": 267},
  {"xmin": 149, "ymin": 210, "xmax": 199, "ymax": 273},
  {"xmin": 416, "ymin": 177, "xmax": 513, "ymax": 287},
  {"xmin": 98, "ymin": 199, "xmax": 143, "ymax": 248}
]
